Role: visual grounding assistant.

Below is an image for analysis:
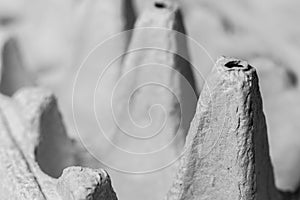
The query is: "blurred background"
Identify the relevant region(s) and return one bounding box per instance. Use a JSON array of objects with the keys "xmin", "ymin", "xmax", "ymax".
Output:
[{"xmin": 0, "ymin": 0, "xmax": 299, "ymax": 199}]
